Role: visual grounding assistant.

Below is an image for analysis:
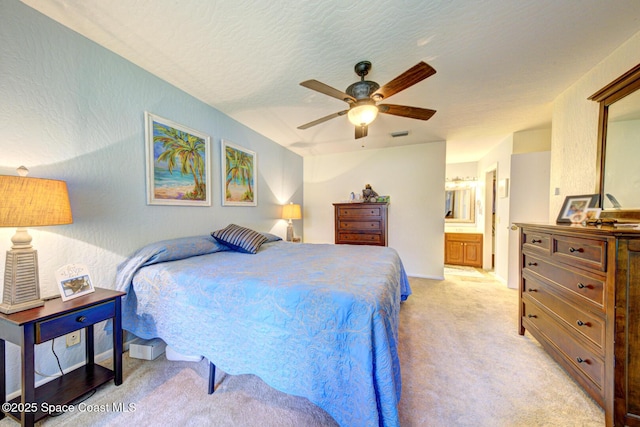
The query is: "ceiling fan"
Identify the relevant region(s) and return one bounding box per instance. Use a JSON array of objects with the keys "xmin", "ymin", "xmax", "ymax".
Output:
[{"xmin": 298, "ymin": 61, "xmax": 437, "ymax": 139}]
